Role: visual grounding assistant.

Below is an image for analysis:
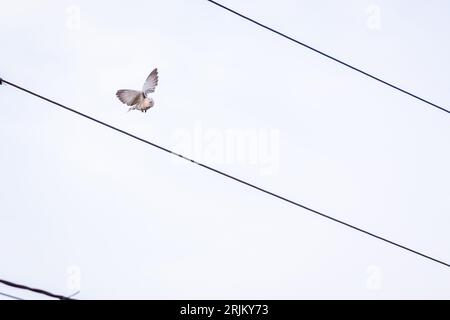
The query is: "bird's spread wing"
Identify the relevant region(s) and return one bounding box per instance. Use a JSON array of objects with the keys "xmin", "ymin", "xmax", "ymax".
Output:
[
  {"xmin": 116, "ymin": 90, "xmax": 142, "ymax": 106},
  {"xmin": 142, "ymin": 68, "xmax": 158, "ymax": 95}
]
